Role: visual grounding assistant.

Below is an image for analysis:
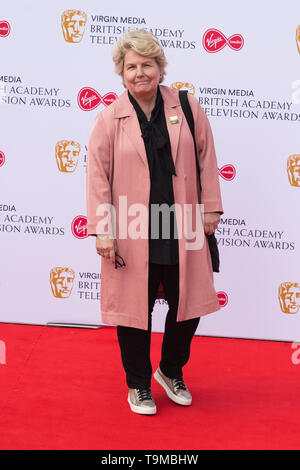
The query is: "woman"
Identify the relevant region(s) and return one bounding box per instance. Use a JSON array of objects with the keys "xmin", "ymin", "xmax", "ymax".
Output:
[{"xmin": 86, "ymin": 29, "xmax": 223, "ymax": 415}]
